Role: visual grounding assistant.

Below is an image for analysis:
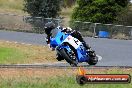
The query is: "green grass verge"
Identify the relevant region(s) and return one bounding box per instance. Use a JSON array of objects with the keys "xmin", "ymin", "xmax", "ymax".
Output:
[
  {"xmin": 0, "ymin": 47, "xmax": 26, "ymax": 64},
  {"xmin": 0, "ymin": 41, "xmax": 56, "ymax": 64},
  {"xmin": 0, "ymin": 75, "xmax": 131, "ymax": 88},
  {"xmin": 0, "ymin": 68, "xmax": 131, "ymax": 88}
]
